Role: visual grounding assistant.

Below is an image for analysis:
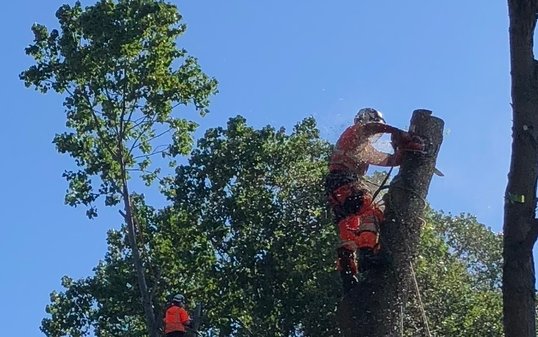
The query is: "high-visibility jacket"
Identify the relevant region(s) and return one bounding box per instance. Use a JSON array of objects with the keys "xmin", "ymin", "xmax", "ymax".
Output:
[
  {"xmin": 329, "ymin": 123, "xmax": 403, "ymax": 174},
  {"xmin": 164, "ymin": 305, "xmax": 190, "ymax": 334},
  {"xmin": 338, "ymin": 200, "xmax": 384, "ymax": 250}
]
